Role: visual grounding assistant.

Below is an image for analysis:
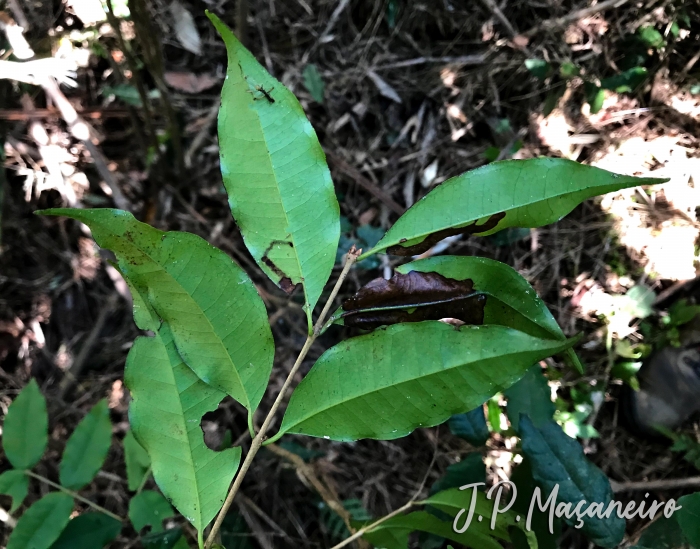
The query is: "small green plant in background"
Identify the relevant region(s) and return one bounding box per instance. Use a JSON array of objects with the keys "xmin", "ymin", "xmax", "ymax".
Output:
[{"xmin": 5, "ymin": 11, "xmax": 698, "ymax": 549}]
